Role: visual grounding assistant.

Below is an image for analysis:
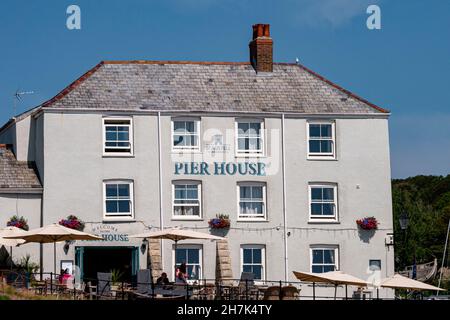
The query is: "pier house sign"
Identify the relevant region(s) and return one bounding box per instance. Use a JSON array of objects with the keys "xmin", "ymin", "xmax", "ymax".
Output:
[
  {"xmin": 86, "ymin": 224, "xmax": 130, "ymax": 242},
  {"xmin": 174, "ymin": 162, "xmax": 266, "ymax": 176}
]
